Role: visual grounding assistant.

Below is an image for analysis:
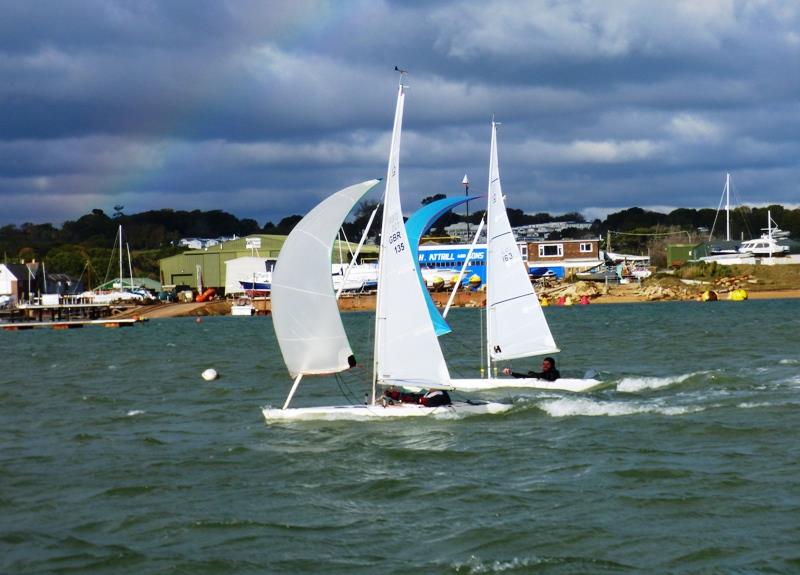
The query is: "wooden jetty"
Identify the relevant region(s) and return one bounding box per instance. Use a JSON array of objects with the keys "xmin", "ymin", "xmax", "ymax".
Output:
[
  {"xmin": 1, "ymin": 297, "xmax": 146, "ymax": 330},
  {"xmin": 2, "ymin": 317, "xmax": 144, "ymax": 331}
]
